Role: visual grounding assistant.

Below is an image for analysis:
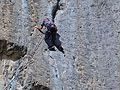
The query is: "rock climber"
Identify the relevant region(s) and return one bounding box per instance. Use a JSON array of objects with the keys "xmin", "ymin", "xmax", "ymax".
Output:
[{"xmin": 35, "ymin": 18, "xmax": 64, "ymax": 54}]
